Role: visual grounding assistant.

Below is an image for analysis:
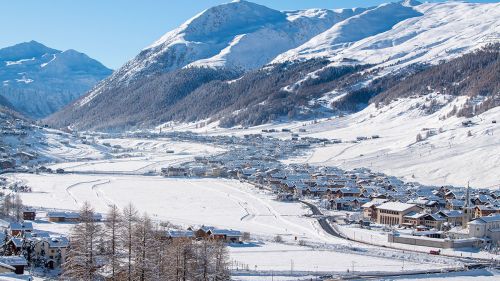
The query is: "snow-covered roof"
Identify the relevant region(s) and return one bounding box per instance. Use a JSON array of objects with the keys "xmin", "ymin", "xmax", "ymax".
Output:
[
  {"xmin": 376, "ymin": 202, "xmax": 418, "ymax": 212},
  {"xmin": 438, "ymin": 210, "xmax": 462, "ymax": 218},
  {"xmin": 404, "ymin": 212, "xmax": 425, "ymax": 219},
  {"xmin": 211, "ymin": 229, "xmax": 242, "ymax": 237},
  {"xmin": 9, "ymin": 222, "xmax": 33, "ymax": 231},
  {"xmin": 424, "ymin": 213, "xmax": 446, "ymax": 221},
  {"xmin": 471, "ymin": 214, "xmax": 500, "ymax": 224},
  {"xmin": 362, "ymin": 198, "xmax": 389, "ymax": 208},
  {"xmin": 45, "ymin": 236, "xmax": 70, "ymax": 248},
  {"xmin": 47, "ymin": 211, "xmax": 80, "ymax": 219},
  {"xmin": 167, "ymin": 230, "xmax": 195, "ymax": 238},
  {"xmin": 0, "ymin": 262, "xmax": 15, "ymax": 271},
  {"xmin": 0, "ymin": 256, "xmax": 27, "ymax": 266}
]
